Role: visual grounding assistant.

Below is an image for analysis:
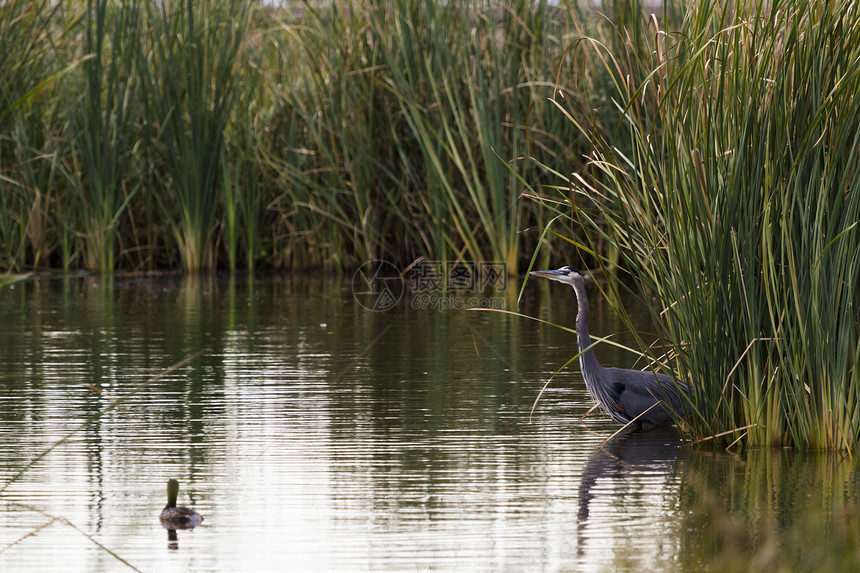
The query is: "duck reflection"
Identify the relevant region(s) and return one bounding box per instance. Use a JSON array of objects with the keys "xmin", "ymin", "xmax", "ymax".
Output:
[
  {"xmin": 166, "ymin": 528, "xmax": 179, "ymax": 549},
  {"xmin": 576, "ymin": 428, "xmax": 686, "ymax": 558}
]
